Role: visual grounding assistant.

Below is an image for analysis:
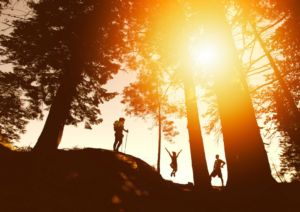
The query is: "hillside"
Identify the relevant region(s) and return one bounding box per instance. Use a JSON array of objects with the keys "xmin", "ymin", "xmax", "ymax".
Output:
[{"xmin": 0, "ymin": 144, "xmax": 299, "ymax": 212}]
